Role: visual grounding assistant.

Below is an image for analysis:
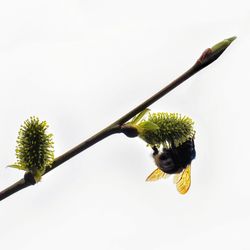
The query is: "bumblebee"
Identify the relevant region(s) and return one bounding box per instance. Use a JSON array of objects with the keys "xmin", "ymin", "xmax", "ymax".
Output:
[{"xmin": 146, "ymin": 139, "xmax": 196, "ymax": 194}]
